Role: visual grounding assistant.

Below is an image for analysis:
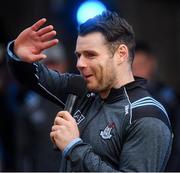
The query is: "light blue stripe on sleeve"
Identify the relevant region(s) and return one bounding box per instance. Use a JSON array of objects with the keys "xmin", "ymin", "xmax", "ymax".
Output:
[
  {"xmin": 63, "ymin": 138, "xmax": 83, "ymax": 157},
  {"xmin": 7, "ymin": 41, "xmax": 22, "ymax": 61}
]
